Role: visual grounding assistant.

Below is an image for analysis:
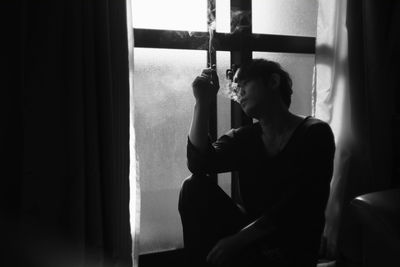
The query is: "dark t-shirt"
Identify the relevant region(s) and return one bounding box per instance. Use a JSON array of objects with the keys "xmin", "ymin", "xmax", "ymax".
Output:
[{"xmin": 187, "ymin": 116, "xmax": 335, "ymax": 260}]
